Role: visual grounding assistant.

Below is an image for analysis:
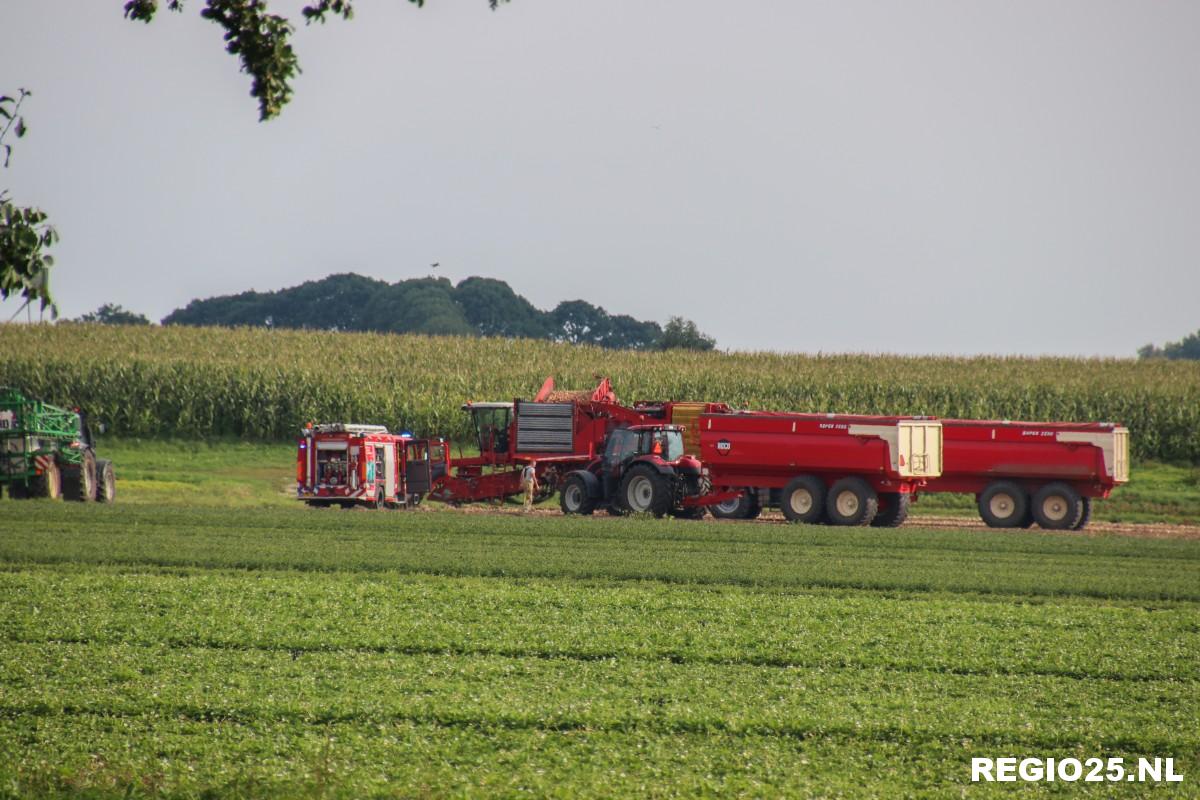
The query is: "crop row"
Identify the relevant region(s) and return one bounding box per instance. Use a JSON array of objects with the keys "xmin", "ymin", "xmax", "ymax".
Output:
[{"xmin": 1, "ymin": 323, "xmax": 1199, "ymax": 460}]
